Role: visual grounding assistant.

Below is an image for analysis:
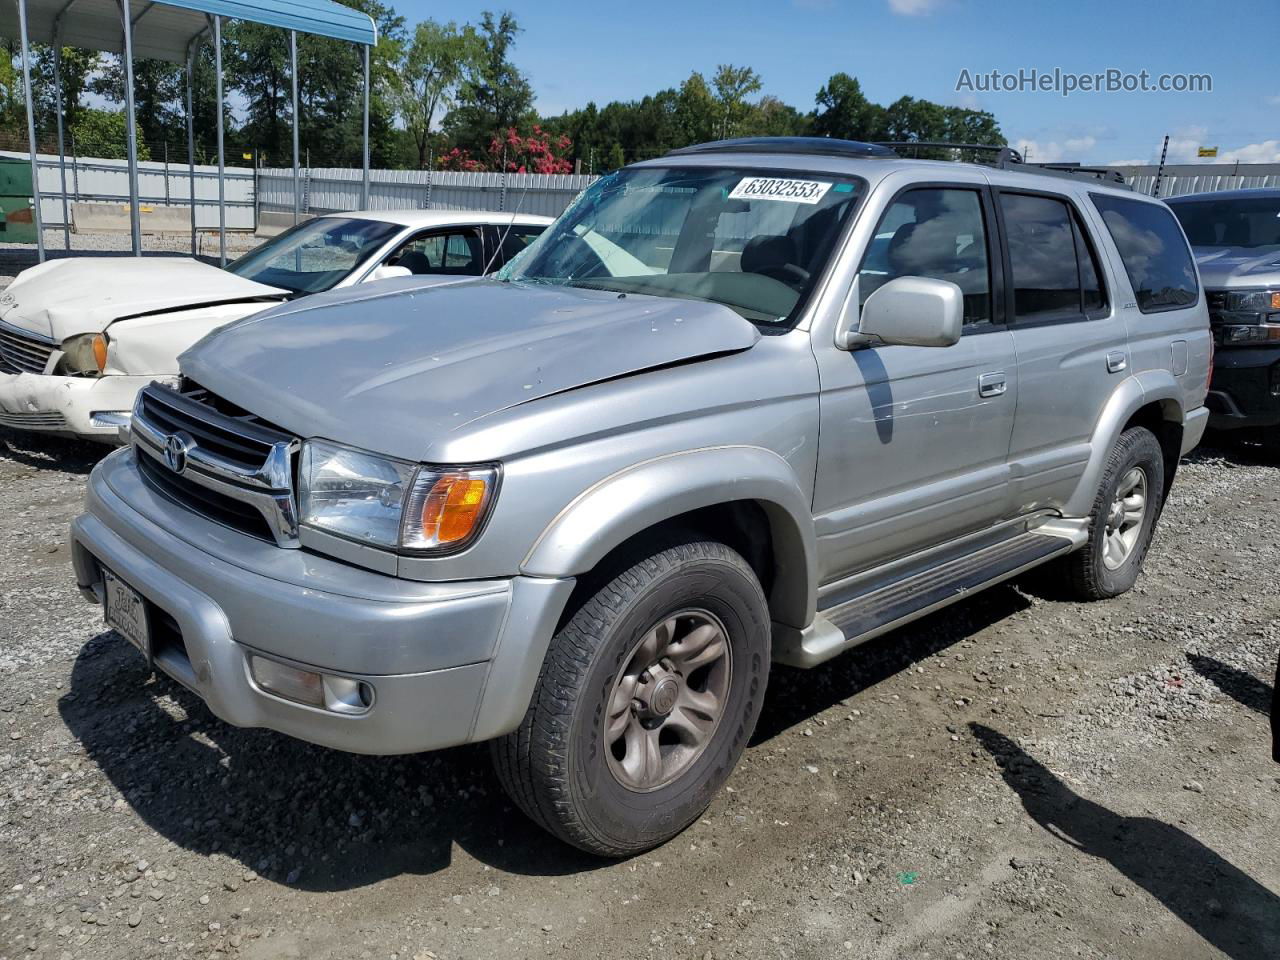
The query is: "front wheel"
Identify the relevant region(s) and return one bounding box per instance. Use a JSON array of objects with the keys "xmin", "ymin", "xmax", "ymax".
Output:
[
  {"xmin": 1064, "ymin": 426, "xmax": 1165, "ymax": 600},
  {"xmin": 491, "ymin": 535, "xmax": 770, "ymax": 856}
]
